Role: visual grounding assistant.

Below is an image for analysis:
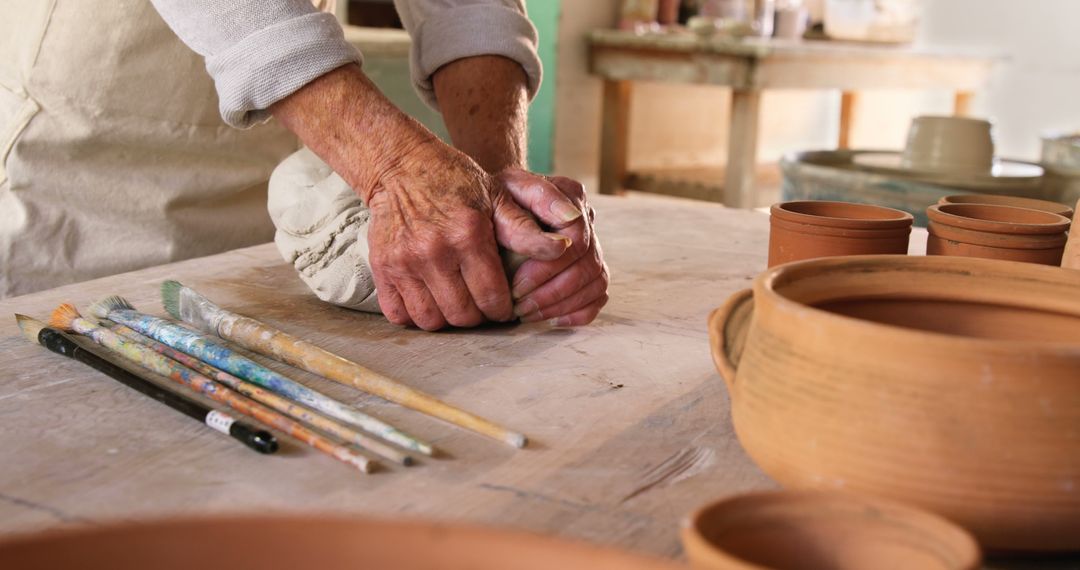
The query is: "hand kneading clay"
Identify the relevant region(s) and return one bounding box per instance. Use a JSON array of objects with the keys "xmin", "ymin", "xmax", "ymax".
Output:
[{"xmin": 268, "ymin": 148, "xmax": 526, "ymax": 314}]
